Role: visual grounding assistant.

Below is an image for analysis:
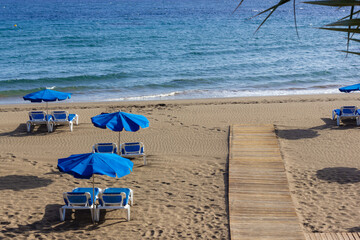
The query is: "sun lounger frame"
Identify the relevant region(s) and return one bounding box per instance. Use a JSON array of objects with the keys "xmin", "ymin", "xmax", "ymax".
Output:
[
  {"xmin": 92, "ymin": 143, "xmax": 117, "ymax": 154},
  {"xmin": 26, "ymin": 111, "xmax": 53, "ymax": 133},
  {"xmin": 59, "ymin": 188, "xmax": 100, "ymax": 222},
  {"xmin": 120, "ymin": 142, "xmax": 146, "ymax": 165},
  {"xmin": 51, "ymin": 110, "xmax": 79, "ymax": 132},
  {"xmin": 95, "ymin": 188, "xmax": 133, "ymax": 222},
  {"xmin": 332, "ymin": 106, "xmax": 360, "ymax": 126}
]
